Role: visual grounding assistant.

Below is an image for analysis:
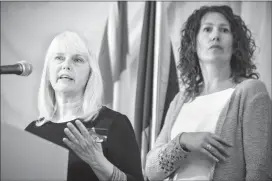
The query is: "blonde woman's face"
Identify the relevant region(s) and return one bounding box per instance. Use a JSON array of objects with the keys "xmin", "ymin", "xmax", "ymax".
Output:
[
  {"xmin": 48, "ymin": 38, "xmax": 91, "ymax": 96},
  {"xmin": 196, "ymin": 12, "xmax": 233, "ymax": 64}
]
